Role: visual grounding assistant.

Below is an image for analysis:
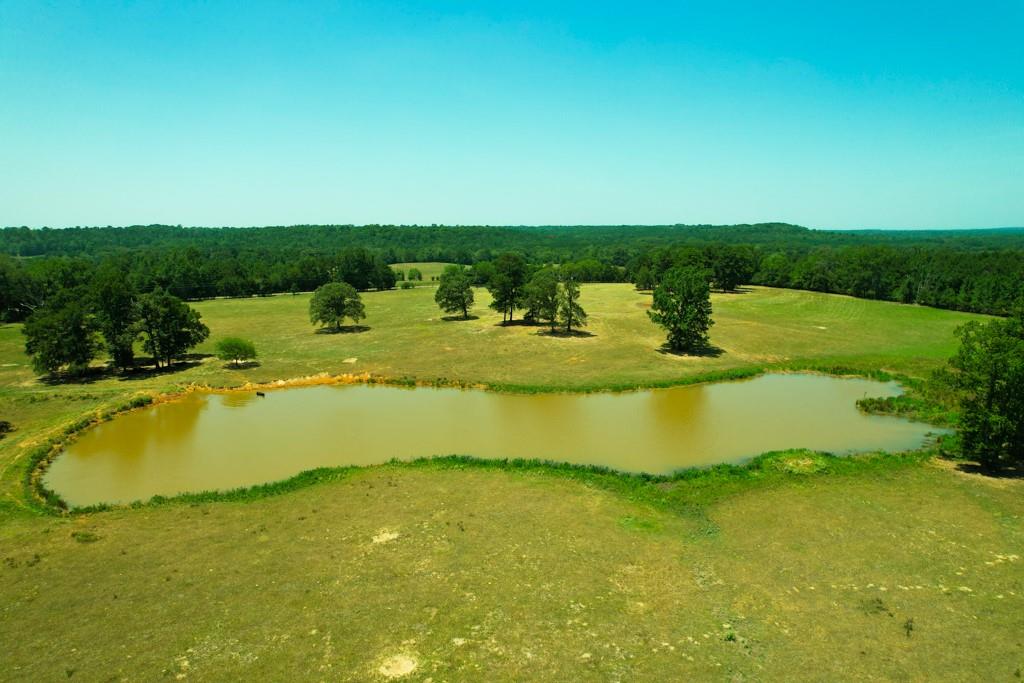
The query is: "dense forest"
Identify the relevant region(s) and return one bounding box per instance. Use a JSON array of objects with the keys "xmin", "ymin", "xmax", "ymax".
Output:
[{"xmin": 2, "ymin": 223, "xmax": 1023, "ymax": 321}]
